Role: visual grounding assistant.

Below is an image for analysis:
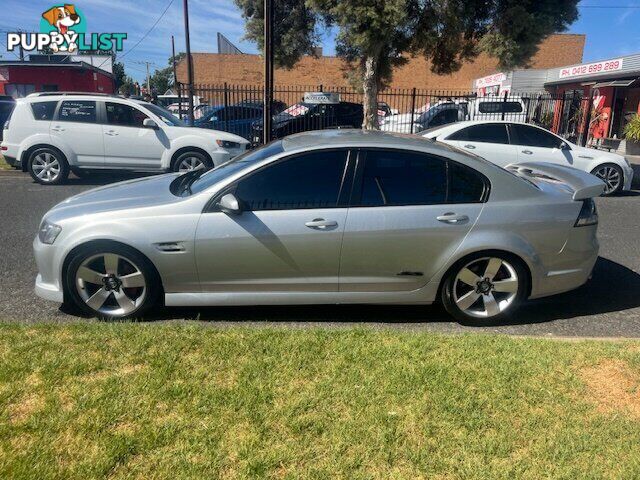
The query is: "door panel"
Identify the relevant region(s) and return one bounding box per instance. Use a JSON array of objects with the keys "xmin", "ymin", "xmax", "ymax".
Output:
[
  {"xmin": 195, "ymin": 209, "xmax": 347, "ymax": 292},
  {"xmin": 51, "ymin": 100, "xmax": 103, "ymax": 166}
]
